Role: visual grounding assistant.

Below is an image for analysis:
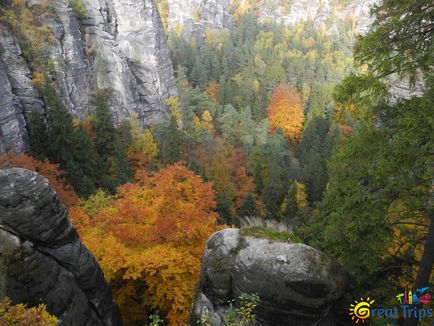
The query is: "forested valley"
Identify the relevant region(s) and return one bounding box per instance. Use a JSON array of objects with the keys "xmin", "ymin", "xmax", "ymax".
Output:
[{"xmin": 0, "ymin": 0, "xmax": 432, "ymax": 325}]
